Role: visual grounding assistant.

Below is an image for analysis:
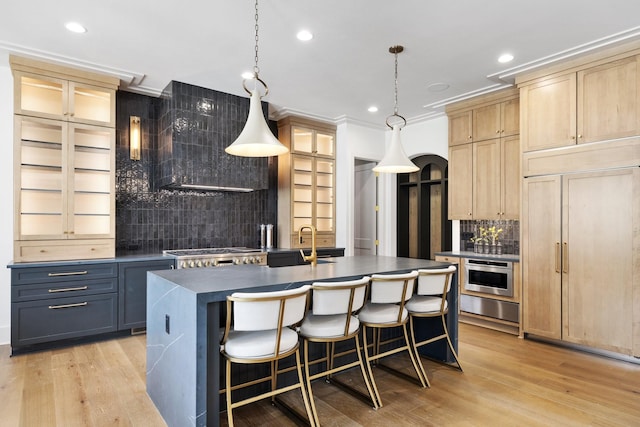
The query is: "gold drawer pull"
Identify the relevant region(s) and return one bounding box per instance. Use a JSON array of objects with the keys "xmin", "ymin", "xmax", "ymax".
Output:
[
  {"xmin": 48, "ymin": 271, "xmax": 88, "ymax": 277},
  {"xmin": 48, "ymin": 286, "xmax": 89, "ymax": 293},
  {"xmin": 48, "ymin": 302, "xmax": 88, "ymax": 309}
]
